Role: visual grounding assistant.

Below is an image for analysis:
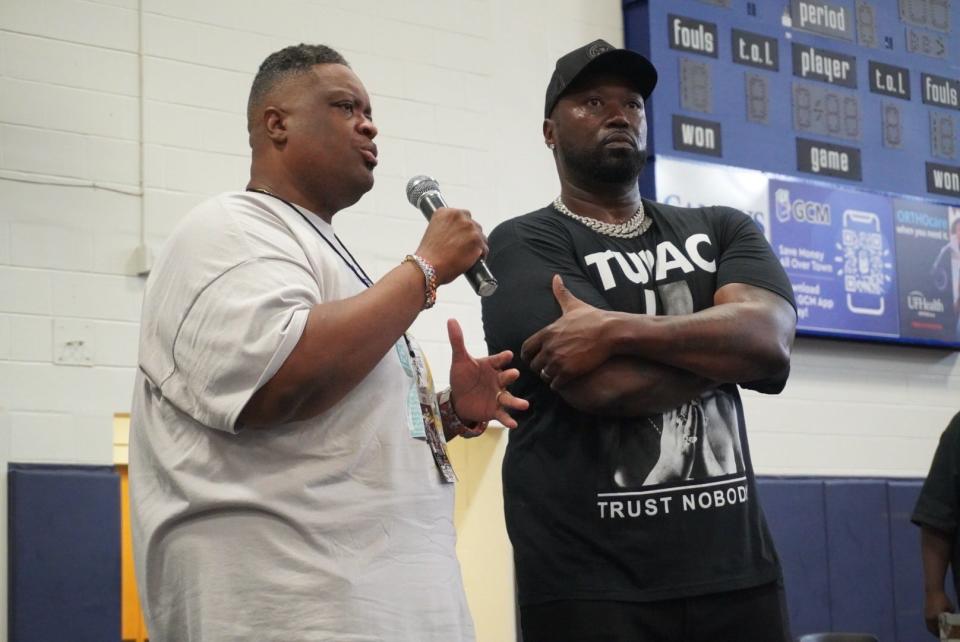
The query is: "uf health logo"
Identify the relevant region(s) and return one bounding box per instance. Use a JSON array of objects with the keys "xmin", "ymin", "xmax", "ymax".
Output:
[{"xmin": 774, "ymin": 188, "xmax": 831, "ymax": 225}]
